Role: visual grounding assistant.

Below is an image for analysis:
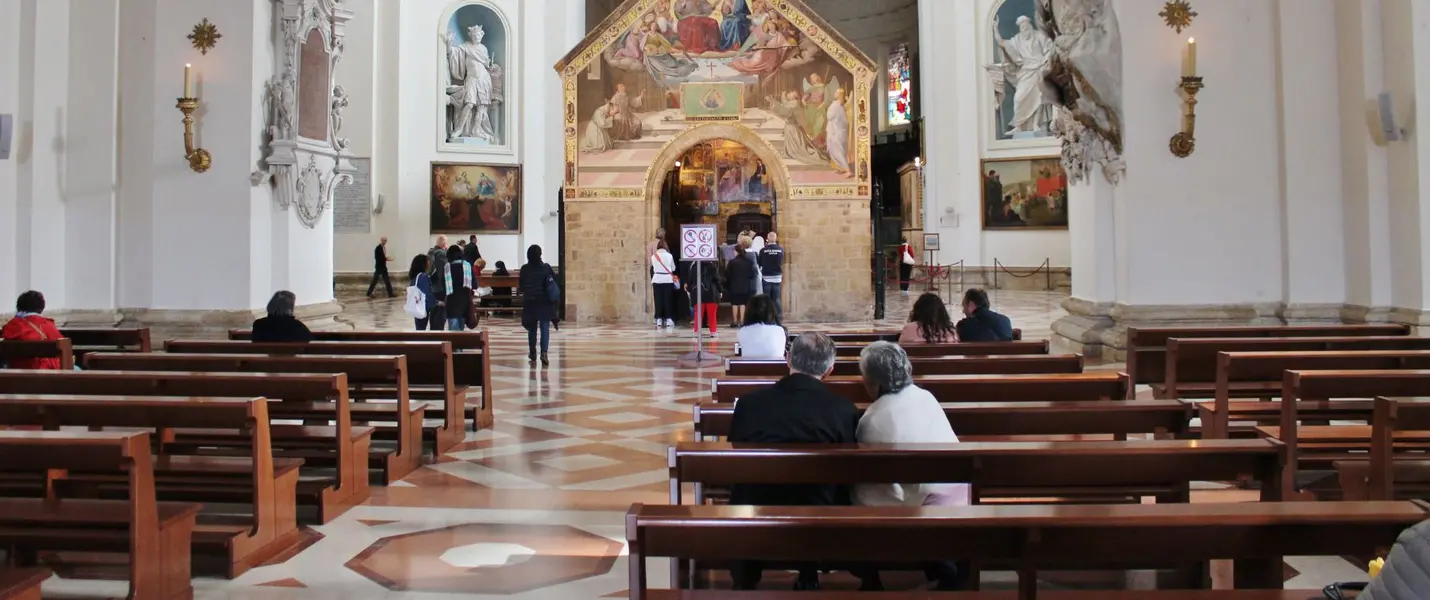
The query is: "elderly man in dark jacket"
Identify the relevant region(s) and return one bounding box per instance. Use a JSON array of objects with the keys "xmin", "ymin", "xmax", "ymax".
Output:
[{"xmin": 955, "ymin": 288, "xmax": 1014, "ymax": 342}]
